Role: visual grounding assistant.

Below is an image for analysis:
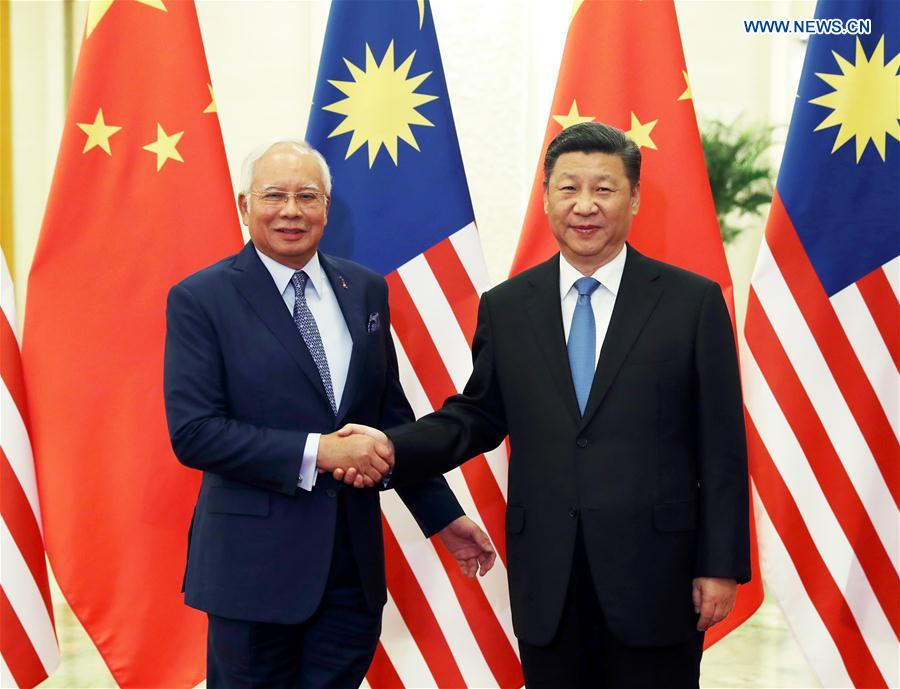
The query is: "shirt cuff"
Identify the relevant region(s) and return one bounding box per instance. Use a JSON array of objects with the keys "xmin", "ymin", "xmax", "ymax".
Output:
[{"xmin": 298, "ymin": 433, "xmax": 320, "ymax": 492}]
